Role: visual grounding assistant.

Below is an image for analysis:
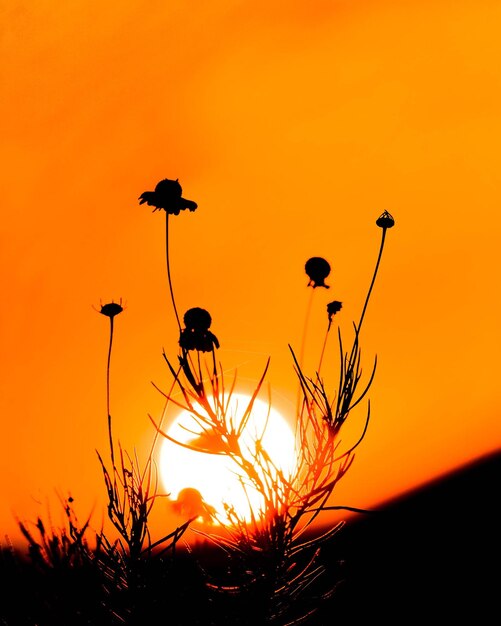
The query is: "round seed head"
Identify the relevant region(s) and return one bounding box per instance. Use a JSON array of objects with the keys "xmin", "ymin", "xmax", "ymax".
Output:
[
  {"xmin": 305, "ymin": 257, "xmax": 331, "ymax": 288},
  {"xmin": 183, "ymin": 307, "xmax": 212, "ymax": 331}
]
